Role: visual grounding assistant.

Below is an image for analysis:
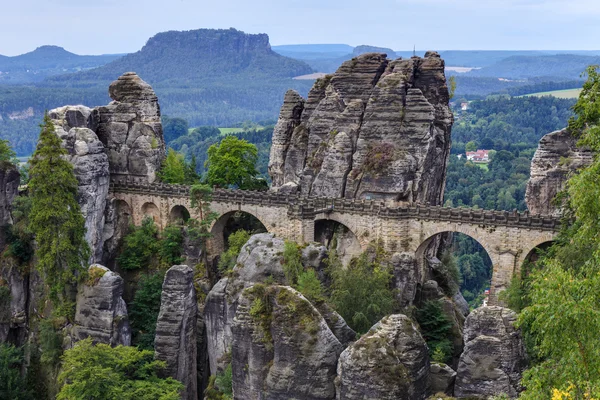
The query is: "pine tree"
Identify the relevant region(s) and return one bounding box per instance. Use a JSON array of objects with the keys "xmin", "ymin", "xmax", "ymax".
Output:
[{"xmin": 28, "ymin": 114, "xmax": 89, "ymax": 304}]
